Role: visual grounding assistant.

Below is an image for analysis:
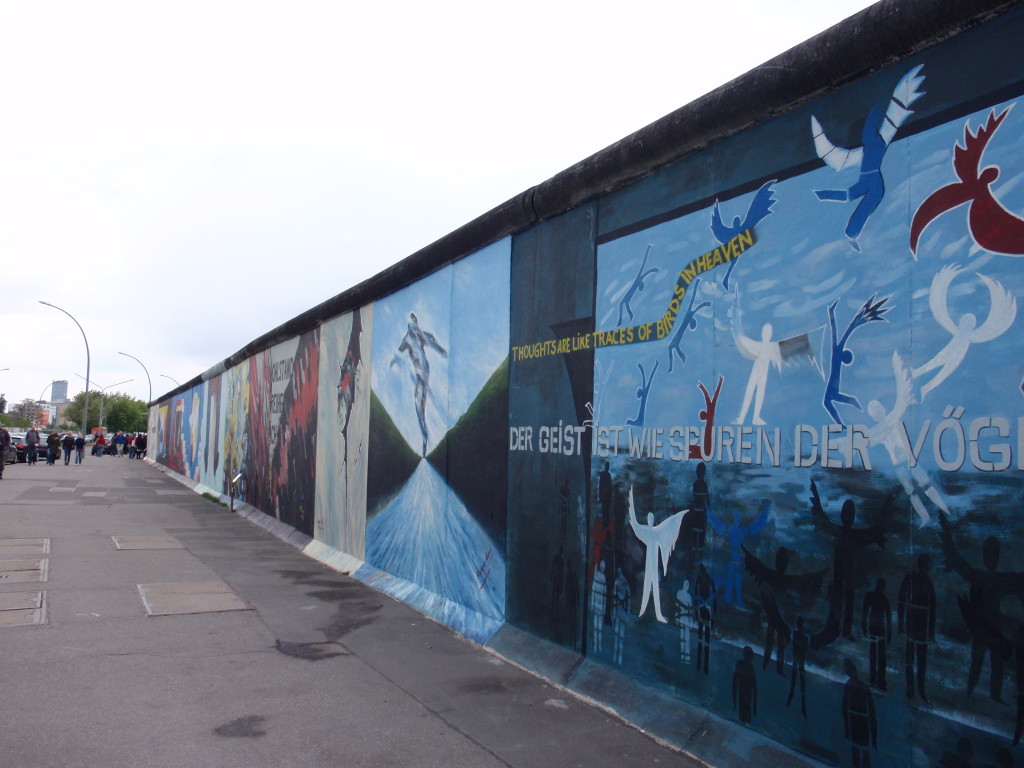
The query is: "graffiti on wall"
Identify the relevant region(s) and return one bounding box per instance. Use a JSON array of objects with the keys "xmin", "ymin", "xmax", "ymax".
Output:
[
  {"xmin": 360, "ymin": 239, "xmax": 510, "ymax": 643},
  {"xmin": 508, "ymin": 21, "xmax": 1024, "ymax": 765},
  {"xmin": 315, "ymin": 307, "xmax": 373, "ymax": 557}
]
